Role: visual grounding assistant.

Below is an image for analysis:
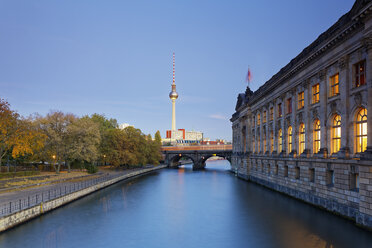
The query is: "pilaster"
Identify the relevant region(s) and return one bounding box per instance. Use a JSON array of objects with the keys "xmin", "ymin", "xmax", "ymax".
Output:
[{"xmin": 337, "ymin": 55, "xmax": 351, "ymax": 158}]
